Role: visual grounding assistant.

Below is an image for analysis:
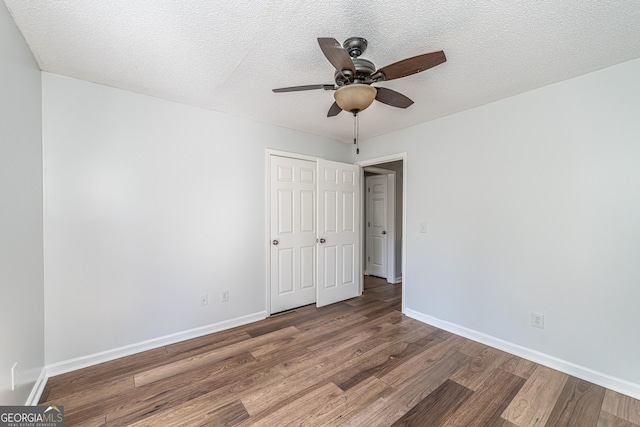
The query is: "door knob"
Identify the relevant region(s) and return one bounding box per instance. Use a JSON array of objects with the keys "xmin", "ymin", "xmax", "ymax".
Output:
[
  {"xmin": 272, "ymin": 240, "xmax": 279, "ymax": 245},
  {"xmin": 382, "ymin": 231, "xmax": 386, "ymax": 235},
  {"xmin": 319, "ymin": 238, "xmax": 326, "ymax": 243}
]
